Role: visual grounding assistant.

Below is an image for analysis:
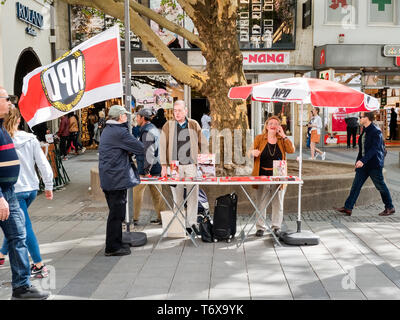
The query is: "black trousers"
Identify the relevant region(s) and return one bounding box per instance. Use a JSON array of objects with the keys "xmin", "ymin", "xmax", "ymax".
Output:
[
  {"xmin": 347, "ymin": 126, "xmax": 357, "ymax": 148},
  {"xmin": 59, "ymin": 136, "xmax": 69, "ymax": 157},
  {"xmin": 103, "ymin": 189, "xmax": 127, "ymax": 253},
  {"xmin": 389, "ymin": 125, "xmax": 397, "ymax": 140}
]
